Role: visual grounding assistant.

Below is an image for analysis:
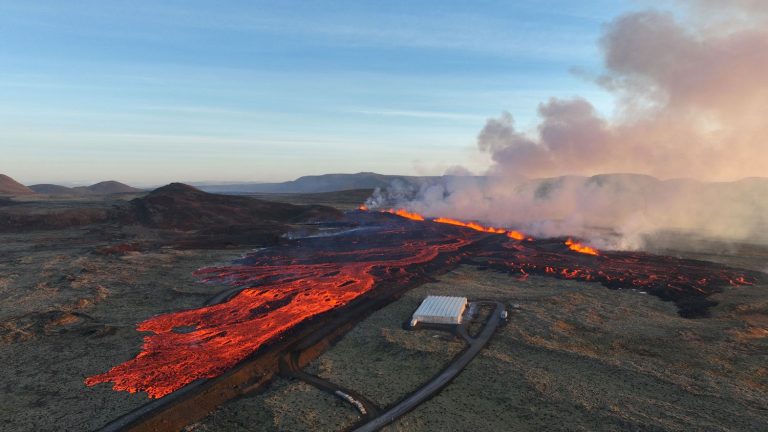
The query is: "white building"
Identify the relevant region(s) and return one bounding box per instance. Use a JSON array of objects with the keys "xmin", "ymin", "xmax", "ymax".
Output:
[{"xmin": 410, "ymin": 295, "xmax": 468, "ymax": 327}]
